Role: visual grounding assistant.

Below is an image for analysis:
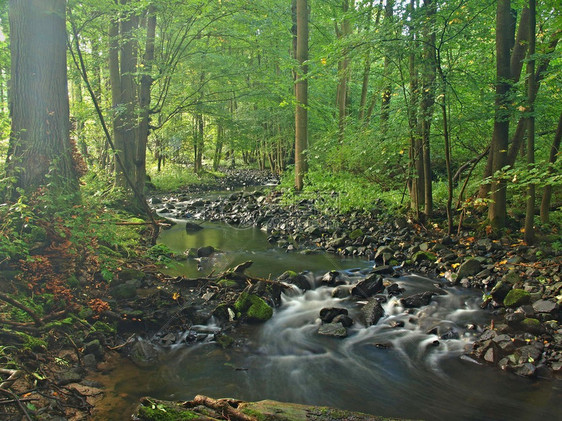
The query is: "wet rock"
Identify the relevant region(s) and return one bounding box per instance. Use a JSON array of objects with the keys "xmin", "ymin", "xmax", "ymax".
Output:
[
  {"xmin": 360, "ymin": 299, "xmax": 385, "ymax": 326},
  {"xmin": 370, "ymin": 265, "xmax": 395, "ymax": 275},
  {"xmin": 197, "ymin": 246, "xmax": 215, "ymax": 257},
  {"xmin": 84, "ymin": 339, "xmax": 104, "ymax": 361},
  {"xmin": 491, "ymin": 280, "xmax": 512, "ymax": 303},
  {"xmin": 389, "ymin": 320, "xmax": 405, "ymax": 328},
  {"xmin": 352, "ymin": 274, "xmax": 384, "ymax": 298},
  {"xmin": 484, "ymin": 347, "xmax": 498, "ymax": 364},
  {"xmin": 185, "ymin": 221, "xmax": 203, "ymax": 232},
  {"xmin": 505, "ymin": 311, "xmax": 525, "ymax": 325},
  {"xmin": 514, "ymin": 363, "xmax": 536, "ymax": 377},
  {"xmin": 82, "ymin": 354, "xmax": 97, "ymax": 369},
  {"xmin": 332, "ymin": 285, "xmax": 352, "ymax": 298},
  {"xmin": 332, "ymin": 314, "xmax": 353, "ymax": 327},
  {"xmin": 387, "ymin": 283, "xmax": 405, "ymax": 297},
  {"xmin": 319, "ymin": 307, "xmax": 348, "ymax": 323},
  {"xmin": 504, "ymin": 289, "xmax": 531, "ymax": 308},
  {"xmin": 457, "ymin": 259, "xmax": 482, "ymax": 281},
  {"xmin": 321, "ymin": 270, "xmax": 342, "ymax": 286},
  {"xmin": 279, "ymin": 271, "xmax": 310, "ymax": 291},
  {"xmin": 129, "ymin": 340, "xmax": 160, "ymax": 367},
  {"xmin": 318, "ymin": 322, "xmax": 348, "ymax": 338},
  {"xmin": 400, "ymin": 291, "xmax": 435, "ymax": 308}
]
